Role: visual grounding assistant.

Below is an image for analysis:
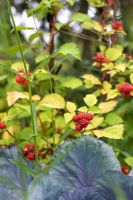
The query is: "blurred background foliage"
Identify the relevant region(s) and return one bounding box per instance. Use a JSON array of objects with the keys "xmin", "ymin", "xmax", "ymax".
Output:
[{"xmin": 0, "ymin": 0, "xmax": 133, "ymax": 165}]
